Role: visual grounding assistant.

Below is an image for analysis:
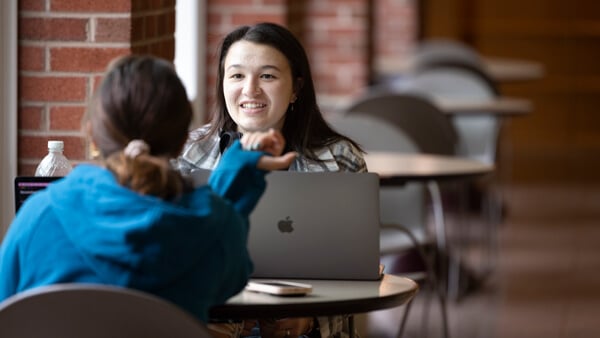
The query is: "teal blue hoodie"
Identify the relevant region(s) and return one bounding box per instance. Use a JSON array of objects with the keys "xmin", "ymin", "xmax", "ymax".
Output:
[{"xmin": 0, "ymin": 141, "xmax": 265, "ymax": 322}]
